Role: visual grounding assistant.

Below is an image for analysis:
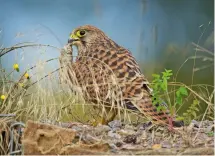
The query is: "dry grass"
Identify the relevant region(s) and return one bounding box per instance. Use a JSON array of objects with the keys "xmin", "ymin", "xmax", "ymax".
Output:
[
  {"xmin": 0, "ymin": 35, "xmax": 213, "ymax": 123},
  {"xmin": 0, "ymin": 28, "xmax": 214, "ymax": 154}
]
